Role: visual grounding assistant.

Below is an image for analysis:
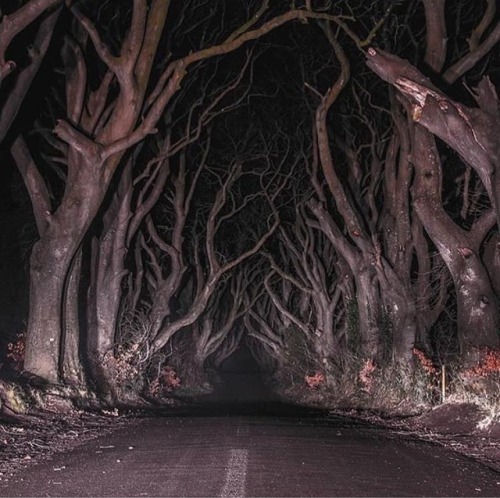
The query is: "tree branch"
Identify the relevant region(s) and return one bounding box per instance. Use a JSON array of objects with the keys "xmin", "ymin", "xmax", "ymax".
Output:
[
  {"xmin": 443, "ymin": 20, "xmax": 500, "ymax": 84},
  {"xmin": 11, "ymin": 135, "xmax": 52, "ymax": 235},
  {"xmin": 0, "ymin": 6, "xmax": 60, "ymax": 141}
]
